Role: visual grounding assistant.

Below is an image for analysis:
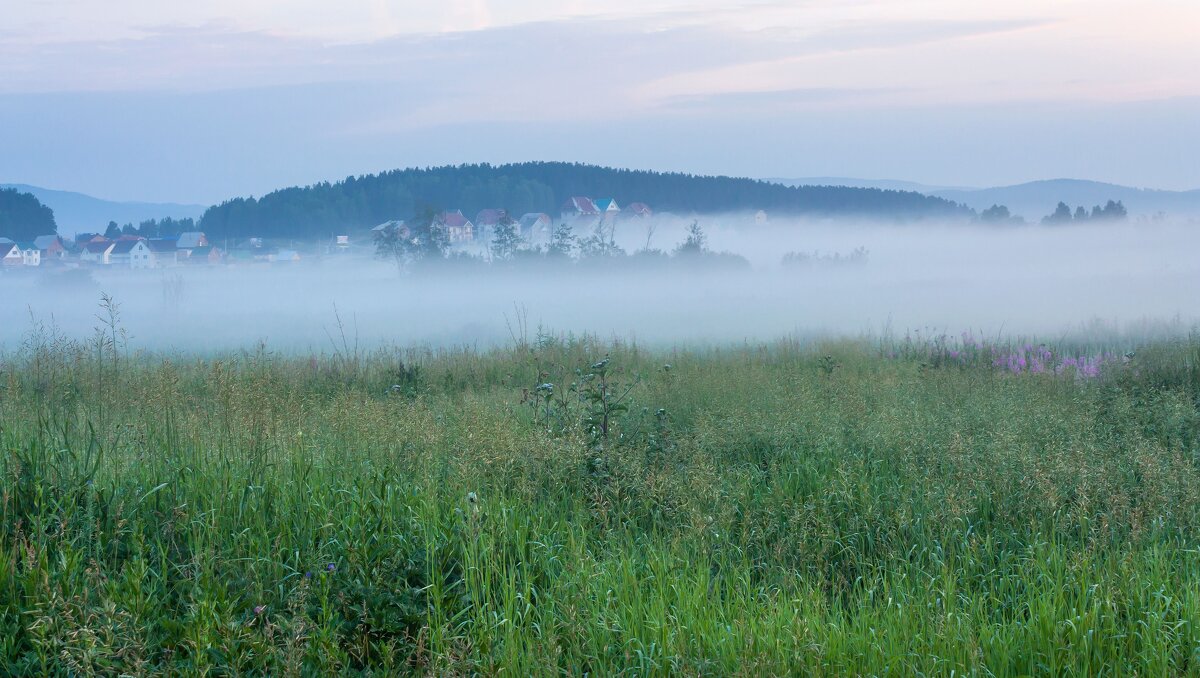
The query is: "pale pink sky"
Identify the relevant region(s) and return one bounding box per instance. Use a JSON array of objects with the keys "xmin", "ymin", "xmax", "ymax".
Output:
[{"xmin": 2, "ymin": 0, "xmax": 1198, "ymax": 201}]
